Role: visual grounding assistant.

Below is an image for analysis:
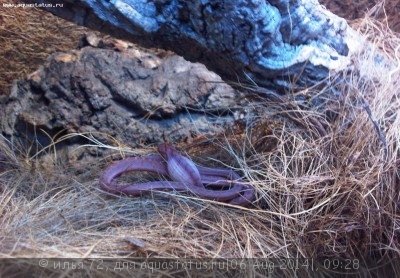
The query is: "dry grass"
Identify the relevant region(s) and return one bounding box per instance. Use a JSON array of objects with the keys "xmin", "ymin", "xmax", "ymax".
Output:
[
  {"xmin": 0, "ymin": 4, "xmax": 90, "ymax": 95},
  {"xmin": 1, "ymin": 8, "xmax": 400, "ymax": 278}
]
